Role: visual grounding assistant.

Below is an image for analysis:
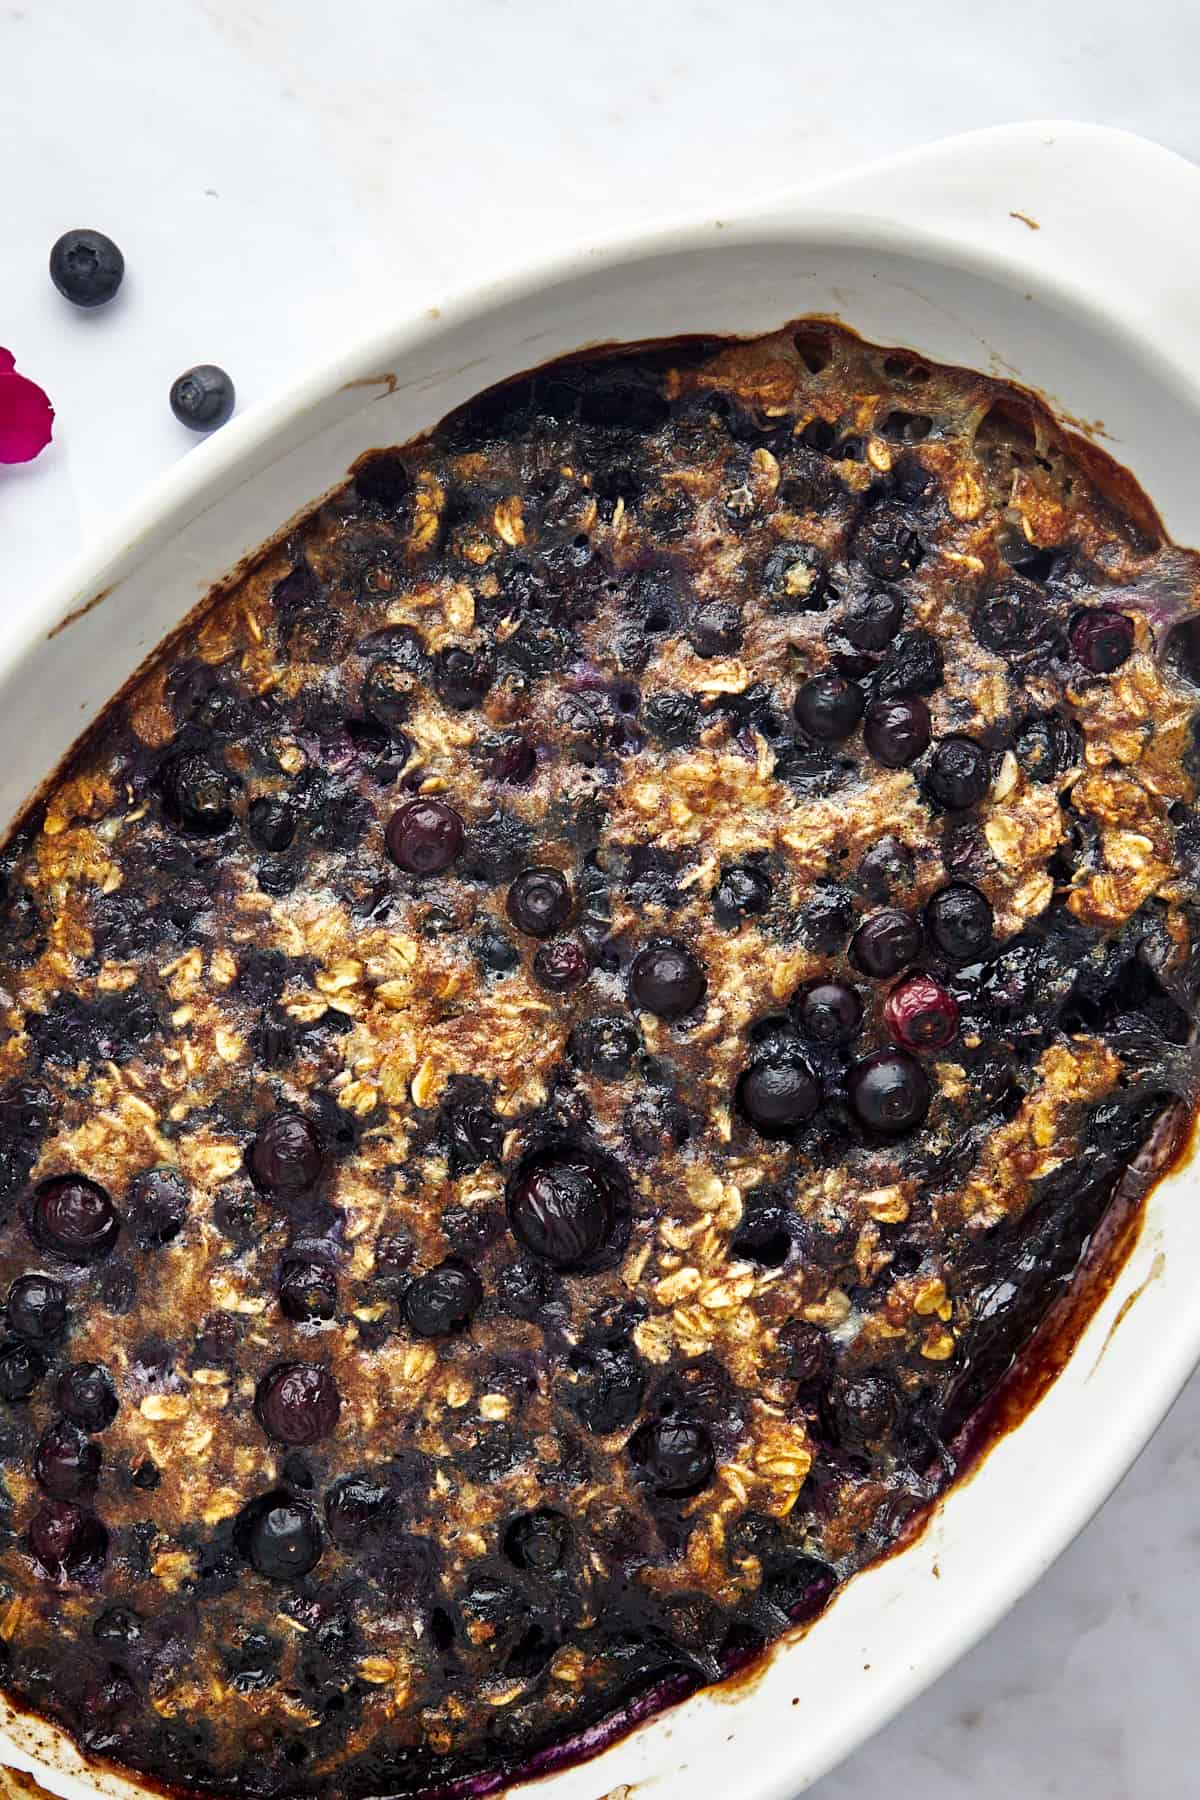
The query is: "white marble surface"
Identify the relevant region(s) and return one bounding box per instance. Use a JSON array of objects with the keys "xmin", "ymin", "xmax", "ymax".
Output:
[{"xmin": 2, "ymin": 1, "xmax": 1199, "ymax": 1793}]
